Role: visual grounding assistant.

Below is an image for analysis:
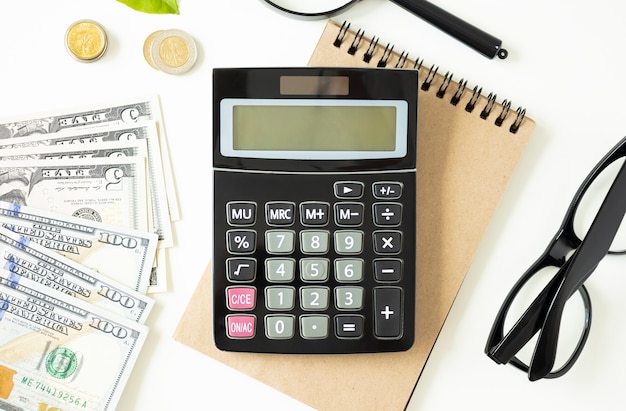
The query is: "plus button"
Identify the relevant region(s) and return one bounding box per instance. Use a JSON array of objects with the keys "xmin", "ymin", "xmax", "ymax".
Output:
[{"xmin": 380, "ymin": 305, "xmax": 394, "ymax": 320}]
